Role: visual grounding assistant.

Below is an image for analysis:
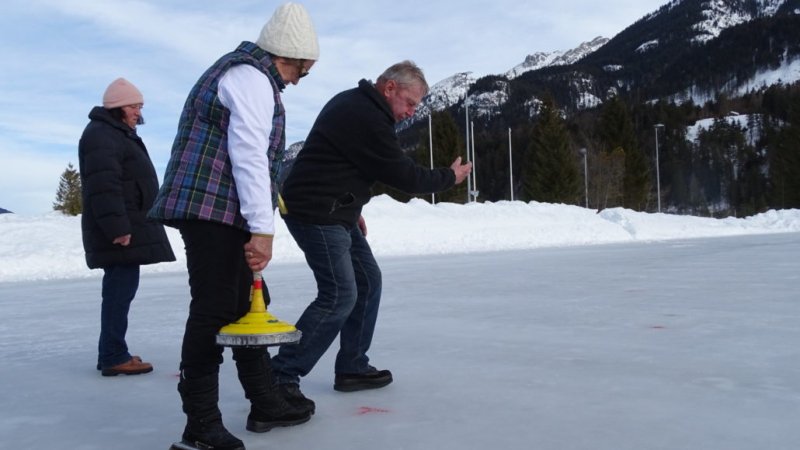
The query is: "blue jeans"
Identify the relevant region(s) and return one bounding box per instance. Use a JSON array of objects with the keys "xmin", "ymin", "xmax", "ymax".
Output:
[
  {"xmin": 98, "ymin": 265, "xmax": 140, "ymax": 369},
  {"xmin": 272, "ymin": 217, "xmax": 382, "ymax": 385}
]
